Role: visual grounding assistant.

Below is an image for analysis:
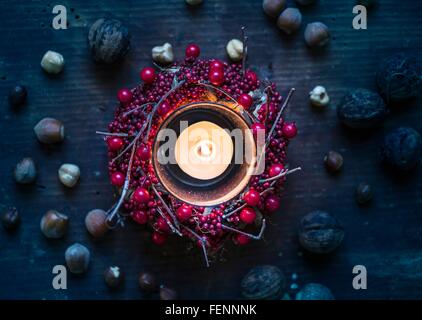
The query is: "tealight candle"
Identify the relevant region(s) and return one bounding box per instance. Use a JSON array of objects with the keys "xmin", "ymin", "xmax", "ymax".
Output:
[{"xmin": 174, "ymin": 121, "xmax": 233, "ymax": 180}]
